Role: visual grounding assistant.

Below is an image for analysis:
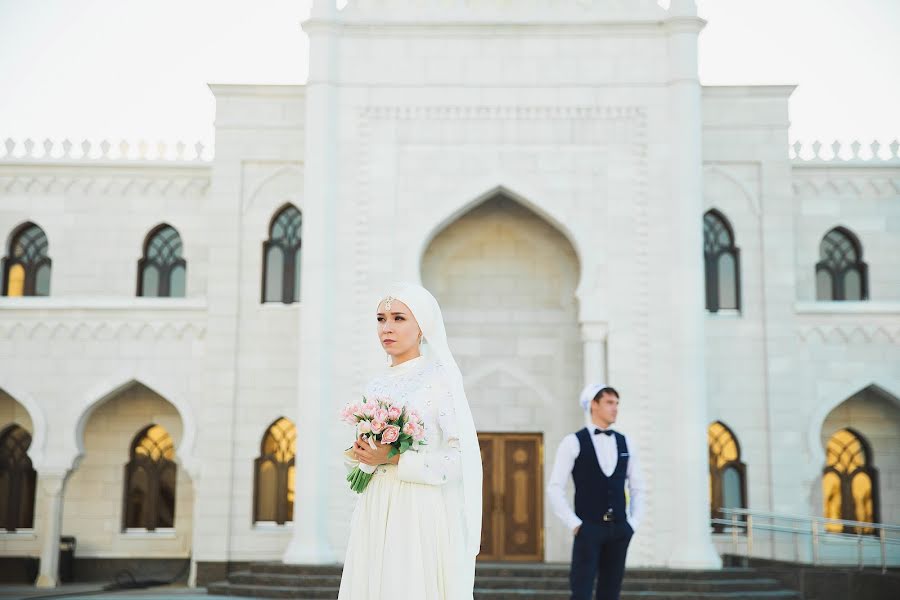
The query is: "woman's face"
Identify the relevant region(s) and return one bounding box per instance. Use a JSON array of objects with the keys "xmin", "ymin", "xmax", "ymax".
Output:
[{"xmin": 376, "ymin": 299, "xmax": 423, "ymax": 361}]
